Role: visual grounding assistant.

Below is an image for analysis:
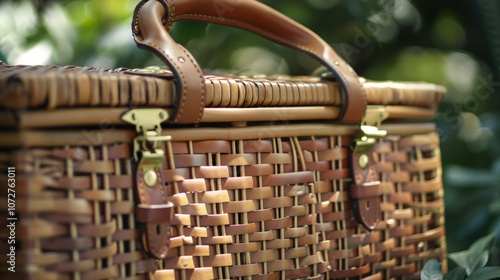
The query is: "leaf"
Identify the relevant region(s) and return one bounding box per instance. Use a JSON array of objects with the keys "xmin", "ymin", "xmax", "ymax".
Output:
[
  {"xmin": 444, "ymin": 267, "xmax": 467, "ymax": 280},
  {"xmin": 469, "ymin": 233, "xmax": 497, "ymax": 262},
  {"xmin": 491, "ymin": 226, "xmax": 500, "ymax": 266},
  {"xmin": 421, "ymin": 259, "xmax": 443, "ymax": 280},
  {"xmin": 449, "ymin": 233, "xmax": 497, "ymax": 275},
  {"xmin": 465, "ymin": 267, "xmax": 500, "ymax": 280},
  {"xmin": 450, "ymin": 251, "xmax": 474, "ymax": 275},
  {"xmin": 449, "ymin": 251, "xmax": 489, "ymax": 276}
]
